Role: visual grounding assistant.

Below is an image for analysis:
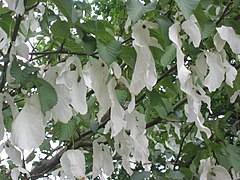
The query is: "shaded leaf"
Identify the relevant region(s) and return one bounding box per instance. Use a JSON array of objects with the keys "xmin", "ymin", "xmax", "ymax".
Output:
[
  {"xmin": 10, "ymin": 57, "xmax": 38, "ymax": 83},
  {"xmin": 161, "ymin": 45, "xmax": 176, "ymax": 67},
  {"xmin": 78, "ymin": 20, "xmax": 114, "ymax": 42},
  {"xmin": 97, "ymin": 39, "xmax": 121, "ymax": 65},
  {"xmin": 175, "ymin": 0, "xmax": 200, "ymax": 19},
  {"xmin": 131, "ymin": 171, "xmax": 151, "ymax": 180},
  {"xmin": 165, "ymin": 170, "xmax": 185, "ymax": 179},
  {"xmin": 53, "ymin": 117, "xmax": 78, "ymax": 141},
  {"xmin": 119, "ymin": 45, "xmax": 136, "ymax": 69},
  {"xmin": 34, "ymin": 78, "xmax": 58, "ymax": 114},
  {"xmin": 50, "ymin": 0, "xmax": 77, "ymax": 23},
  {"xmin": 51, "ymin": 20, "xmax": 70, "ymax": 40},
  {"xmin": 127, "ymin": 0, "xmax": 157, "ymax": 24}
]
